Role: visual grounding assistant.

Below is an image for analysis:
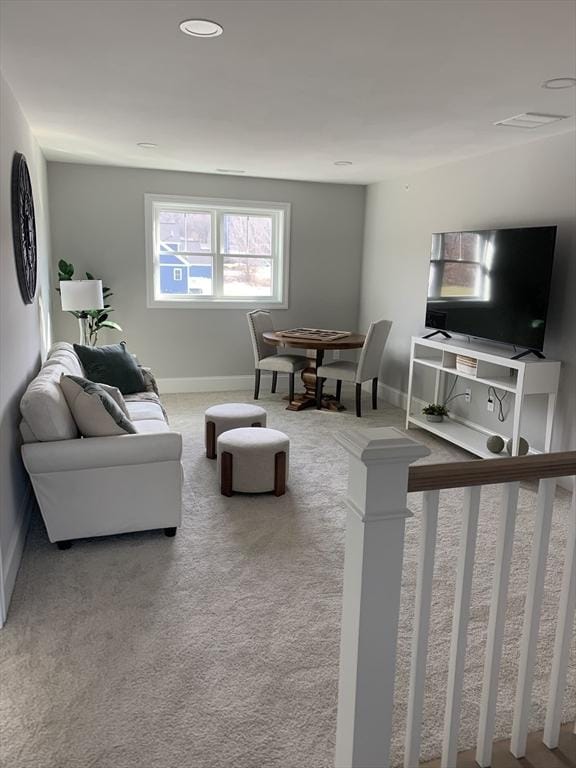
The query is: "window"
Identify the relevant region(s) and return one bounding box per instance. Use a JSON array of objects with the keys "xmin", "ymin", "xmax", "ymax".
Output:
[{"xmin": 146, "ymin": 195, "xmax": 290, "ymax": 308}]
